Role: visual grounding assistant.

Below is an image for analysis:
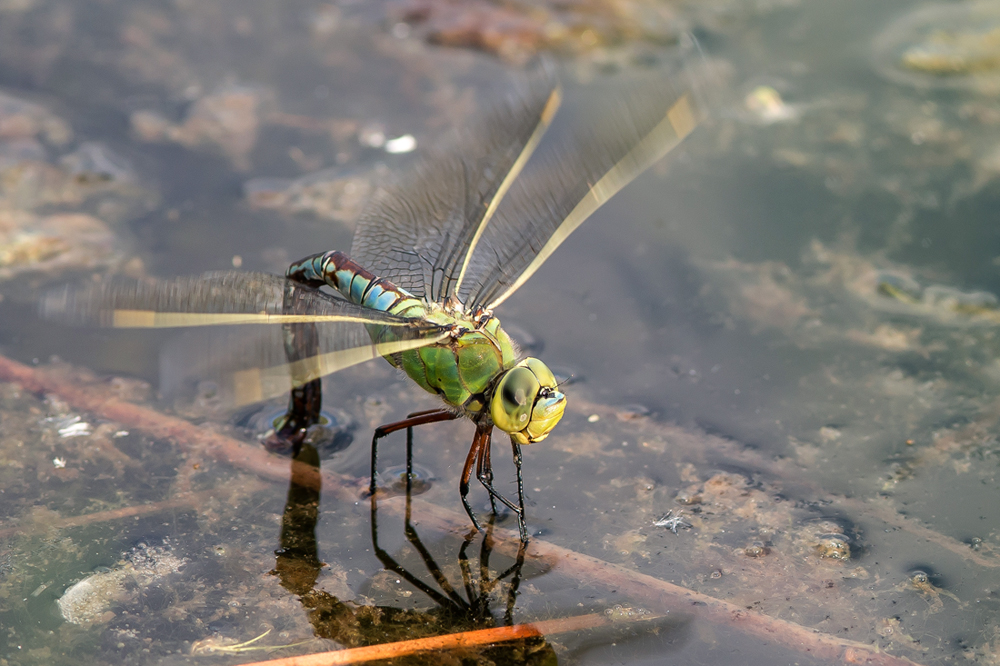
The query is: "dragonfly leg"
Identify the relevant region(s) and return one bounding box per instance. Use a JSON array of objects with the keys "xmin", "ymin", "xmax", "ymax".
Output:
[
  {"xmin": 478, "ymin": 438, "xmax": 498, "ymax": 515},
  {"xmin": 473, "ymin": 431, "xmax": 529, "ymax": 542},
  {"xmin": 264, "ymin": 281, "xmax": 323, "ymax": 455},
  {"xmin": 458, "ymin": 425, "xmax": 493, "ymax": 532},
  {"xmin": 370, "ymin": 409, "xmax": 458, "ymax": 496},
  {"xmin": 511, "ymin": 441, "xmax": 528, "ymax": 542}
]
